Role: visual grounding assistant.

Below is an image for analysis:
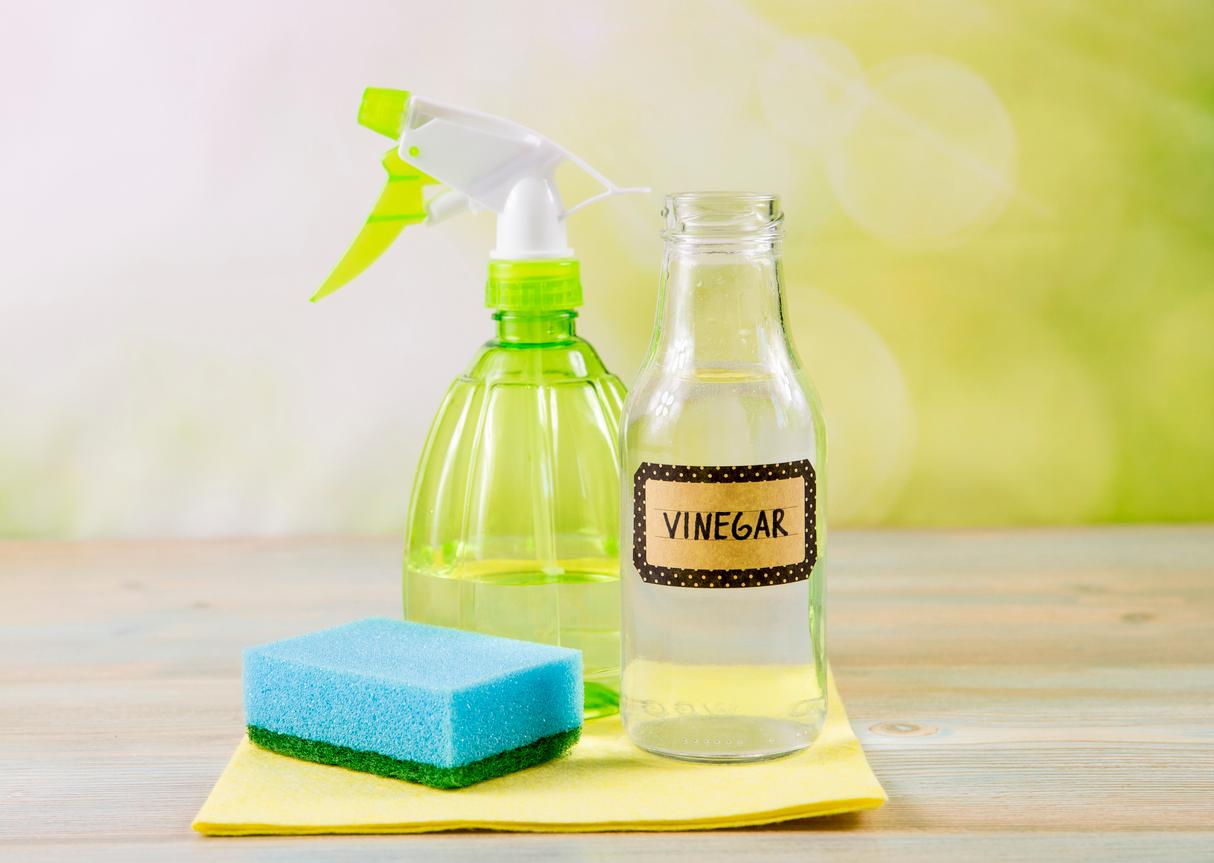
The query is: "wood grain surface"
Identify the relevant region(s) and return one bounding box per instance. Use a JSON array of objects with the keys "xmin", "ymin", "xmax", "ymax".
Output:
[{"xmin": 2, "ymin": 528, "xmax": 1212, "ymax": 861}]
